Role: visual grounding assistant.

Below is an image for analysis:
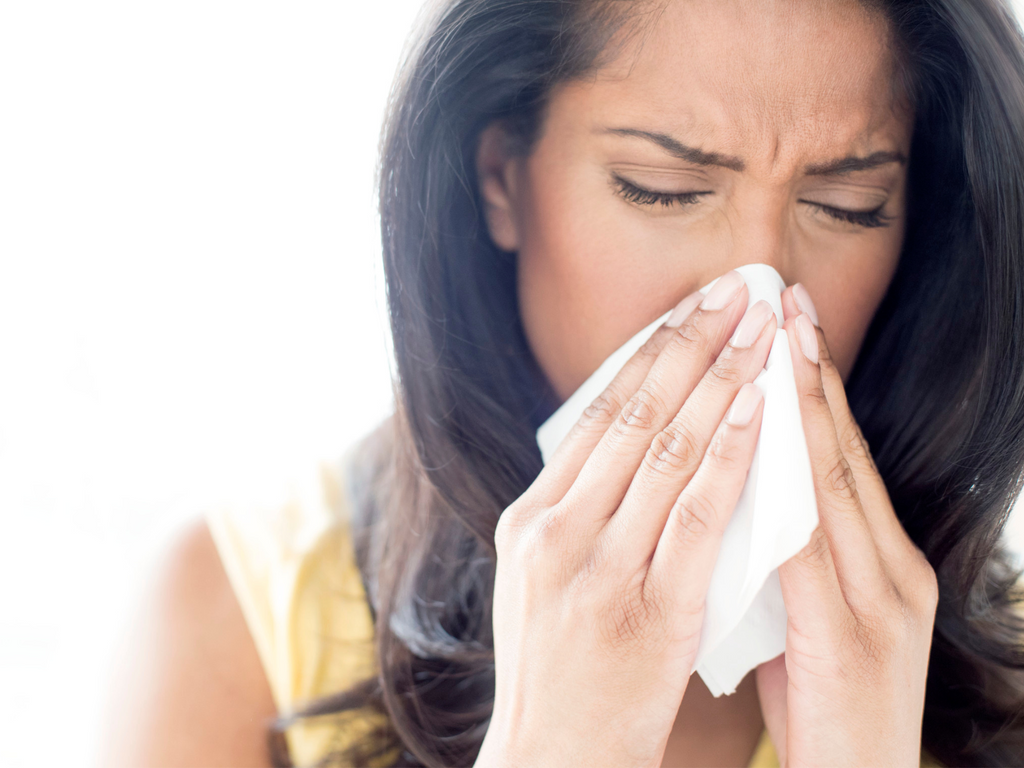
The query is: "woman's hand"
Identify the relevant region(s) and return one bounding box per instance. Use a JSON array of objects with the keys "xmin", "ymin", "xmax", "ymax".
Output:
[
  {"xmin": 476, "ymin": 271, "xmax": 777, "ymax": 768},
  {"xmin": 755, "ymin": 287, "xmax": 941, "ymax": 768}
]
